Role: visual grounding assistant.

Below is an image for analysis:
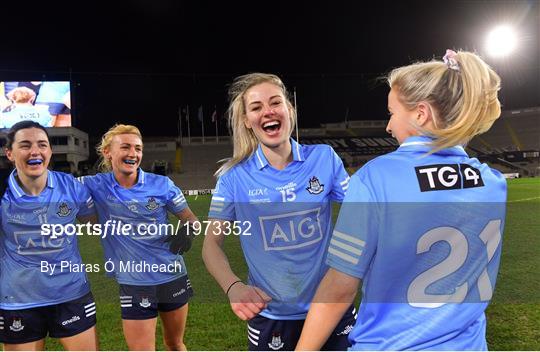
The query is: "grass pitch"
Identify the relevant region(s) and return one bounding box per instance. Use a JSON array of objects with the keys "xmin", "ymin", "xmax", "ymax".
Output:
[{"xmin": 20, "ymin": 178, "xmax": 540, "ymax": 350}]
